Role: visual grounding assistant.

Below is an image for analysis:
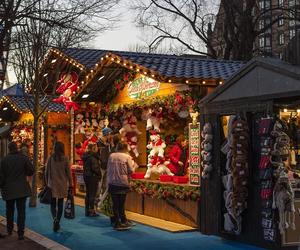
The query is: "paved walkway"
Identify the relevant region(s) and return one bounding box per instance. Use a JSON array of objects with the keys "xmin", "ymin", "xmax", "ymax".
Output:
[
  {"xmin": 0, "ymin": 224, "xmax": 46, "ymax": 250},
  {"xmin": 0, "ymin": 199, "xmax": 265, "ymax": 250}
]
